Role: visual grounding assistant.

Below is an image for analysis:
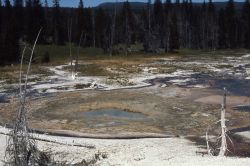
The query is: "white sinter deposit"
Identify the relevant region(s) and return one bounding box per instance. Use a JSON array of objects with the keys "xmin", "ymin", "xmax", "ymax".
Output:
[
  {"xmin": 0, "ymin": 126, "xmax": 249, "ymax": 165},
  {"xmin": 0, "ymin": 54, "xmax": 250, "ymax": 94}
]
